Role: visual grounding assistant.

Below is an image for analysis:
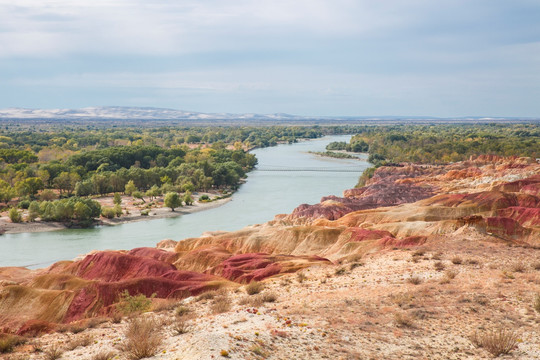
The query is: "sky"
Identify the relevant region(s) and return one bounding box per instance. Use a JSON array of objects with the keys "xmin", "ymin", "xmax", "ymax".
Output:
[{"xmin": 0, "ymin": 0, "xmax": 539, "ymax": 117}]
